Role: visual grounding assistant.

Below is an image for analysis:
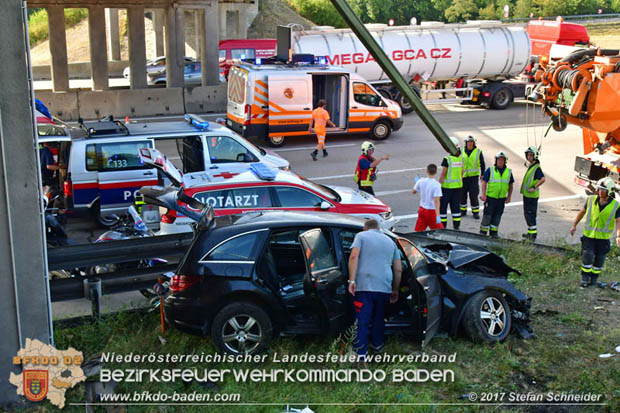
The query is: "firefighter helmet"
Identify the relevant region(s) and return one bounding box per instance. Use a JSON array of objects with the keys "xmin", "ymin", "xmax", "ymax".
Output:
[
  {"xmin": 361, "ymin": 141, "xmax": 375, "ymax": 155},
  {"xmin": 596, "ymin": 177, "xmax": 616, "ymax": 193},
  {"xmin": 449, "ymin": 136, "xmax": 460, "ymax": 148},
  {"xmin": 524, "ymin": 146, "xmax": 539, "ymax": 159},
  {"xmin": 464, "ymin": 135, "xmax": 476, "ymax": 144},
  {"xmin": 495, "ymin": 151, "xmax": 508, "ymax": 161}
]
